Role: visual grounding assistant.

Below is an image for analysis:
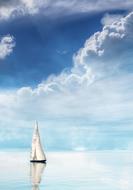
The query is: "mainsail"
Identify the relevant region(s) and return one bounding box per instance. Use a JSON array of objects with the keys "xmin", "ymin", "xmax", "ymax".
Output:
[{"xmin": 30, "ymin": 121, "xmax": 46, "ymax": 162}]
